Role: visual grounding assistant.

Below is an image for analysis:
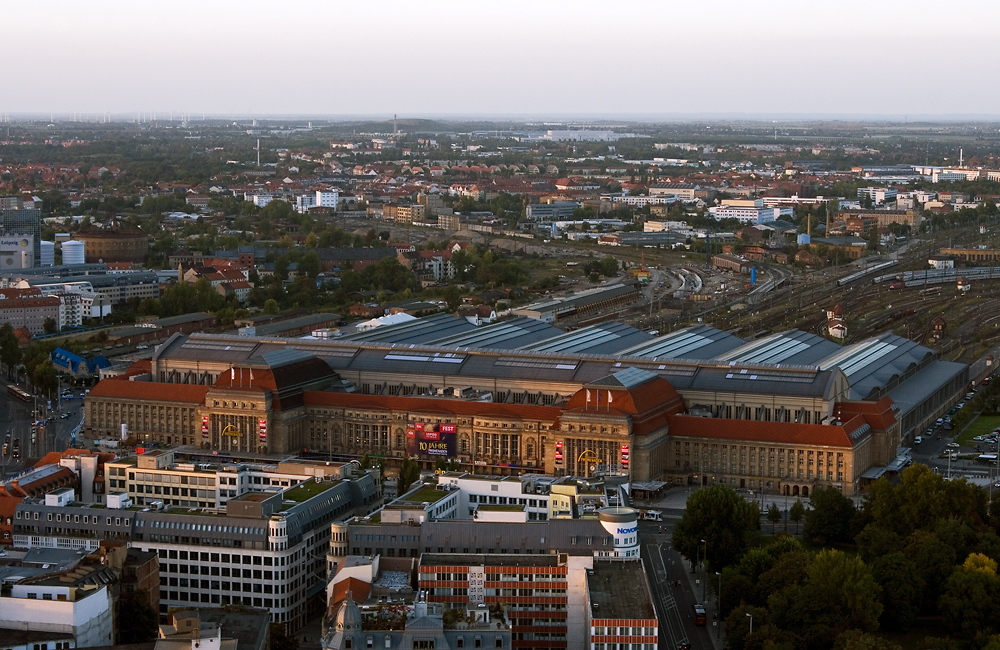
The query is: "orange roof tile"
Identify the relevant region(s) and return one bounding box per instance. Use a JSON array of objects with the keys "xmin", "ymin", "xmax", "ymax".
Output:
[
  {"xmin": 331, "ymin": 577, "xmax": 371, "ymax": 607},
  {"xmin": 90, "ymin": 380, "xmax": 209, "ymax": 404},
  {"xmin": 667, "ymin": 414, "xmax": 866, "ymax": 448},
  {"xmin": 833, "ymin": 397, "xmax": 897, "ymax": 431}
]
